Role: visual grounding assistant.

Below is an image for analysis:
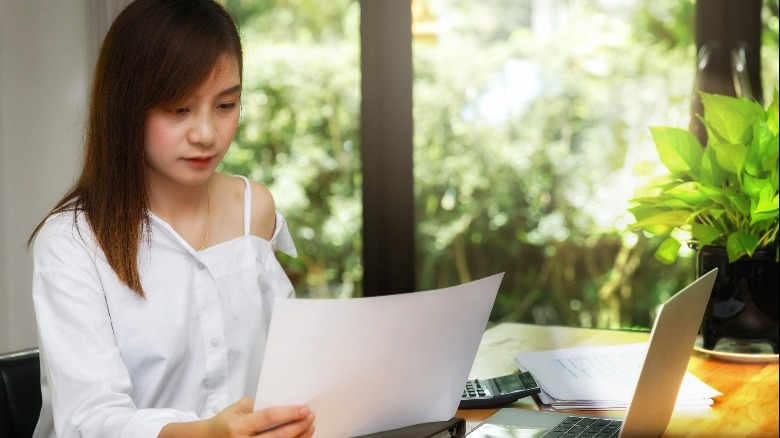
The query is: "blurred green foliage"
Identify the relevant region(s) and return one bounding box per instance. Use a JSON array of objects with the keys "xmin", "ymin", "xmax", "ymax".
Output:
[
  {"xmin": 221, "ymin": 0, "xmax": 779, "ymax": 329},
  {"xmin": 222, "ymin": 0, "xmax": 362, "ymax": 298}
]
